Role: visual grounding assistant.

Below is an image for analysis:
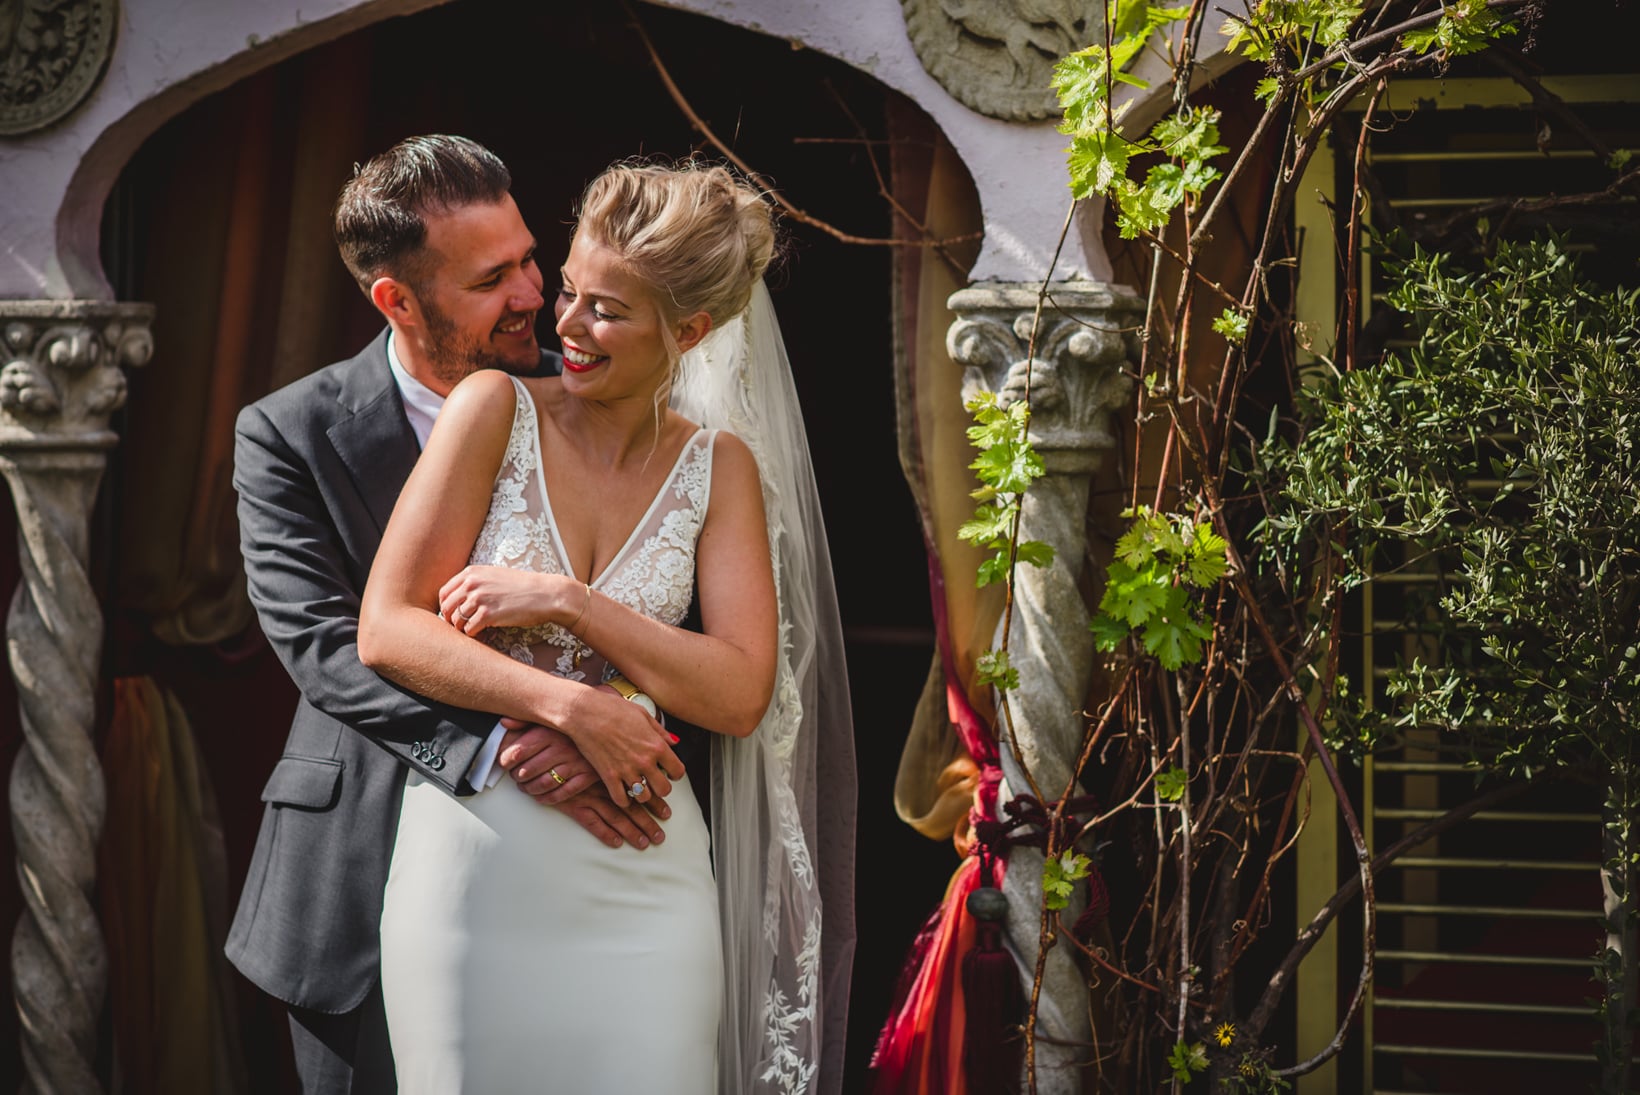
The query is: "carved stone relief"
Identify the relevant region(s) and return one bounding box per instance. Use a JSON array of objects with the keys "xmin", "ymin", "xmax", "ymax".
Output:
[
  {"xmin": 901, "ymin": 0, "xmax": 1098, "ymax": 121},
  {"xmin": 0, "ymin": 0, "xmax": 119, "ymax": 136}
]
